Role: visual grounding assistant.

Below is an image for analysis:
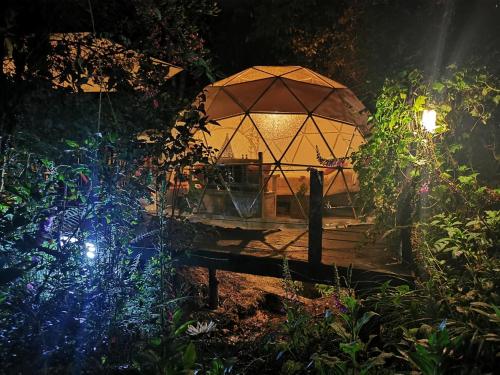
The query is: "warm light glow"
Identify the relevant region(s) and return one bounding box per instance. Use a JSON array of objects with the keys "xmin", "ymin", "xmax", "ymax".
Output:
[{"xmin": 421, "ymin": 109, "xmax": 437, "ymax": 133}]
